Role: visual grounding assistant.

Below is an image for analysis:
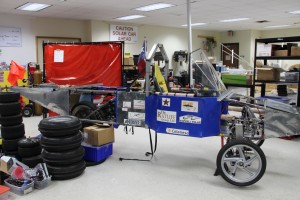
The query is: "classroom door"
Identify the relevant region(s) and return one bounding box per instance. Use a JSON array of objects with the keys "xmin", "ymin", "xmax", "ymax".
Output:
[{"xmin": 221, "ymin": 43, "xmax": 239, "ymax": 68}]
